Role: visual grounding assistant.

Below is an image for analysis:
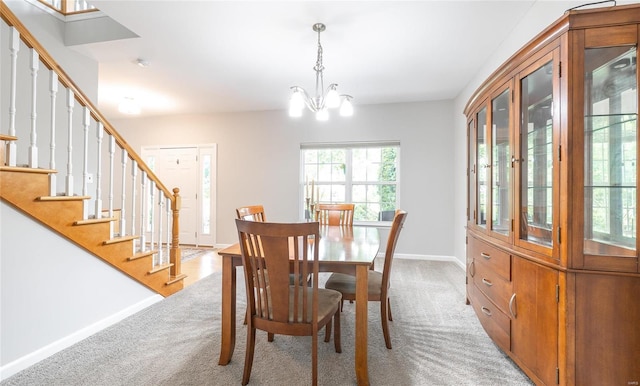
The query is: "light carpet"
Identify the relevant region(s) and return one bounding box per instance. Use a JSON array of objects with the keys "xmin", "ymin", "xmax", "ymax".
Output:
[{"xmin": 1, "ymin": 259, "xmax": 533, "ymax": 385}]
